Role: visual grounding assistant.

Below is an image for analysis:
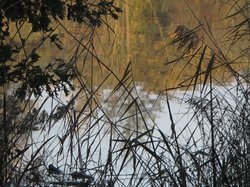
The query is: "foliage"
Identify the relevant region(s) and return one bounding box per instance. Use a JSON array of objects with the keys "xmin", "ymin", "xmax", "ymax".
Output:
[
  {"xmin": 0, "ymin": 0, "xmax": 122, "ymax": 98},
  {"xmin": 0, "ymin": 0, "xmax": 250, "ymax": 186},
  {"xmin": 0, "ymin": 0, "xmax": 122, "ymax": 186}
]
